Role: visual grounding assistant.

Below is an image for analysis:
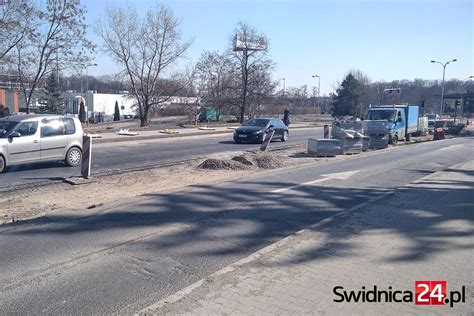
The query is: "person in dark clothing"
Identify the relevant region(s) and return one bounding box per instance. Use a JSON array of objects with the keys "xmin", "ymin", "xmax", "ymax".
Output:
[{"xmin": 283, "ymin": 109, "xmax": 290, "ymax": 126}]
